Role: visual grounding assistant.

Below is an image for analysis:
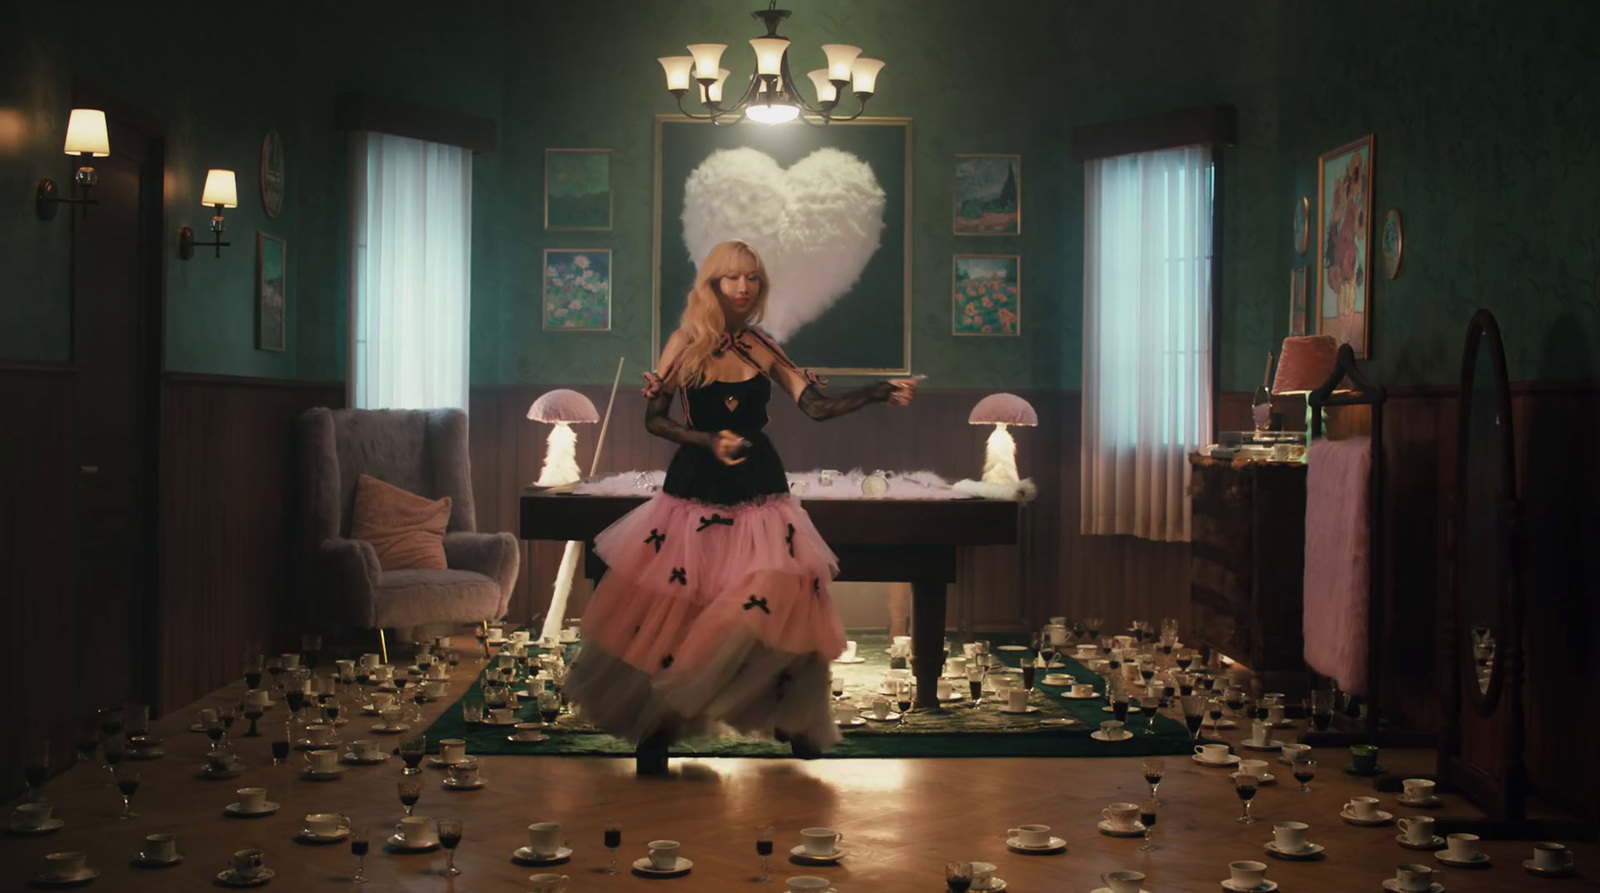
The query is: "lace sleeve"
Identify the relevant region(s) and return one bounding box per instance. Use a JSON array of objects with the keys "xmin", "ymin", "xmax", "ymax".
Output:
[{"xmin": 796, "ymin": 382, "xmax": 895, "ymax": 421}]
